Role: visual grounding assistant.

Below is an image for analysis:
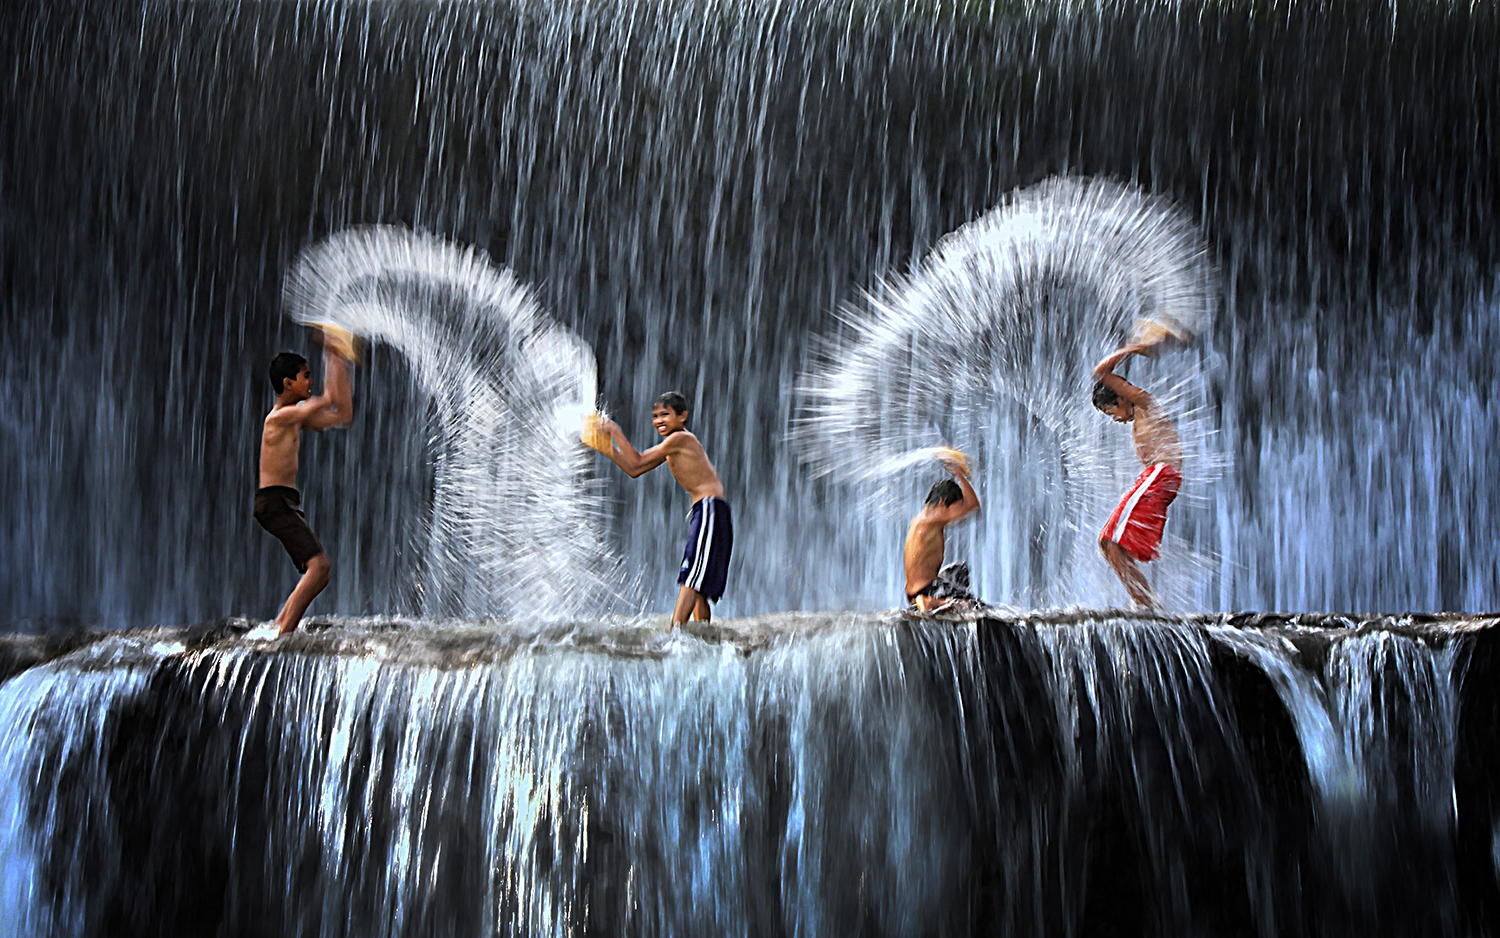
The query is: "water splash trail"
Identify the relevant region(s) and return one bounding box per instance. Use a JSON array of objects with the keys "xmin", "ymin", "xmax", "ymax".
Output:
[
  {"xmin": 284, "ymin": 227, "xmax": 631, "ymax": 619},
  {"xmin": 794, "ymin": 176, "xmax": 1221, "ymax": 608}
]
